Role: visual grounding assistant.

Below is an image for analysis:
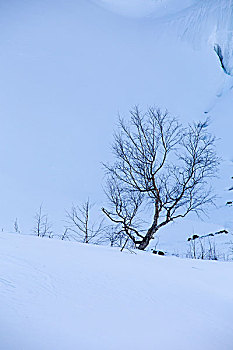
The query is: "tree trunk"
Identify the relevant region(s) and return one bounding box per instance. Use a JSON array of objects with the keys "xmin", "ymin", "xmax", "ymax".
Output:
[{"xmin": 137, "ymin": 225, "xmax": 158, "ymax": 250}]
